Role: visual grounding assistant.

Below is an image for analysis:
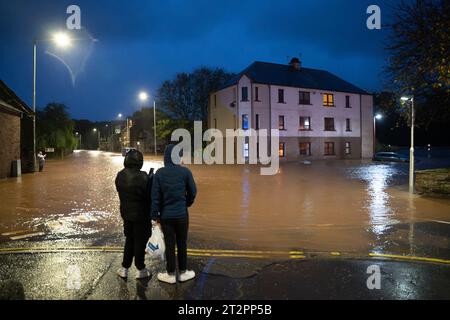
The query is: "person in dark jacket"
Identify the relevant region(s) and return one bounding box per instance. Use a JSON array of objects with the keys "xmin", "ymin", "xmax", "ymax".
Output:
[
  {"xmin": 151, "ymin": 144, "xmax": 197, "ymax": 284},
  {"xmin": 115, "ymin": 149, "xmax": 152, "ymax": 279}
]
